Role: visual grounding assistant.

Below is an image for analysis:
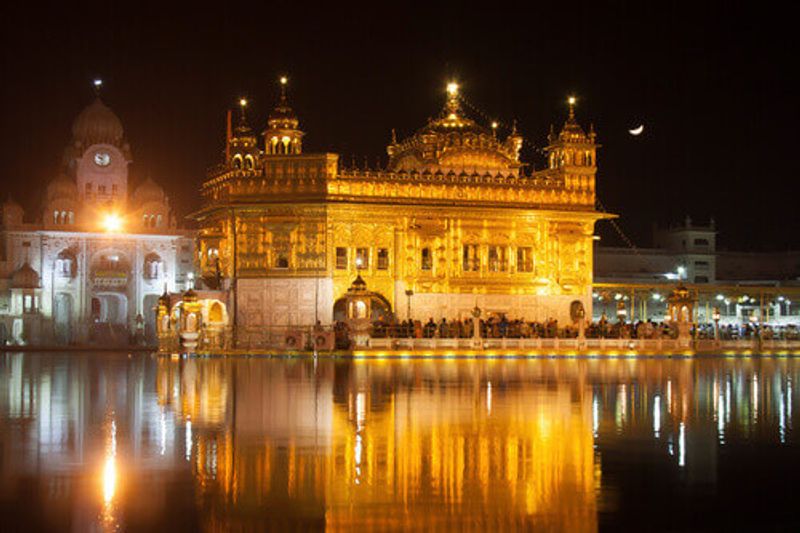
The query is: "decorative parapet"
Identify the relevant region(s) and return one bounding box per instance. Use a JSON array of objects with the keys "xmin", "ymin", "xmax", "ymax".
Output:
[{"xmin": 200, "ymin": 163, "xmax": 595, "ymax": 210}]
